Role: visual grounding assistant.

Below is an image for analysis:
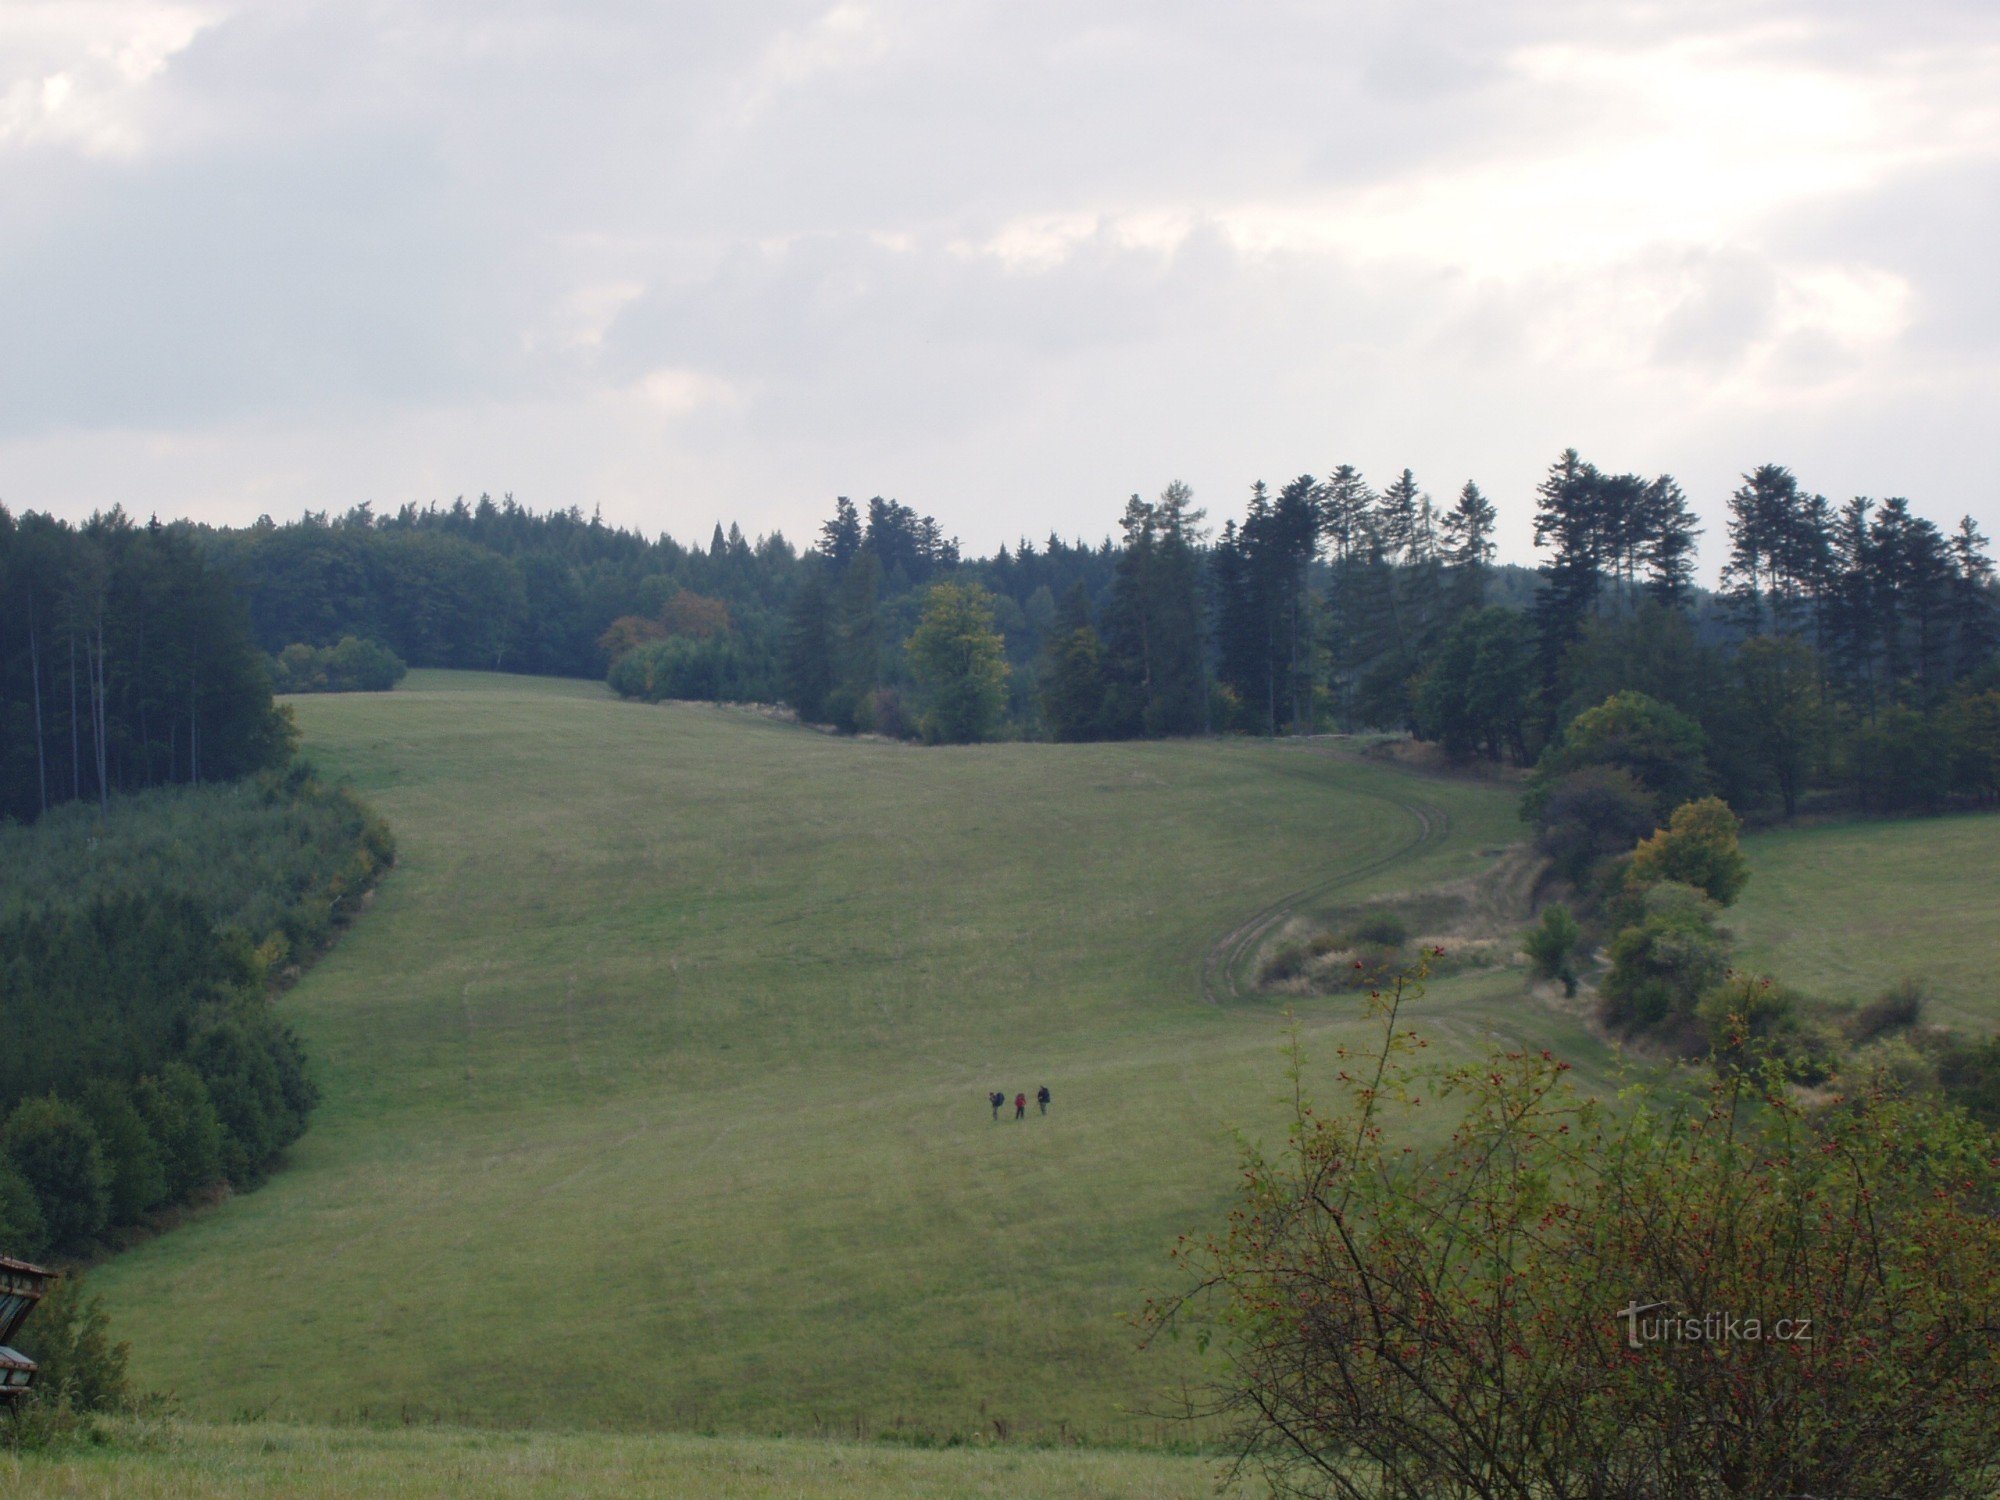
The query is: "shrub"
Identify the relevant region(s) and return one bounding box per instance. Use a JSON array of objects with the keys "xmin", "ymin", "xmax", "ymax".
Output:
[
  {"xmin": 1600, "ymin": 882, "xmax": 1729, "ymax": 1042},
  {"xmin": 270, "ymin": 636, "xmax": 407, "ymax": 693},
  {"xmin": 1525, "ymin": 690, "xmax": 1712, "ymax": 822},
  {"xmin": 1937, "ymin": 1035, "xmax": 2000, "ymax": 1129},
  {"xmin": 1627, "ymin": 796, "xmax": 1749, "ymax": 905},
  {"xmin": 11, "ymin": 1274, "xmax": 130, "ymax": 1415},
  {"xmin": 1154, "ymin": 962, "xmax": 2000, "ymax": 1498},
  {"xmin": 1344, "ymin": 912, "xmax": 1409, "ymax": 949},
  {"xmin": 1851, "ymin": 978, "xmax": 1926, "ymax": 1043},
  {"xmin": 1, "ymin": 1098, "xmax": 110, "ymax": 1254},
  {"xmin": 1523, "ymin": 903, "xmax": 1581, "ymax": 995},
  {"xmin": 1260, "ymin": 945, "xmax": 1309, "ymax": 985},
  {"xmin": 1531, "ymin": 766, "xmax": 1659, "ymax": 886}
]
